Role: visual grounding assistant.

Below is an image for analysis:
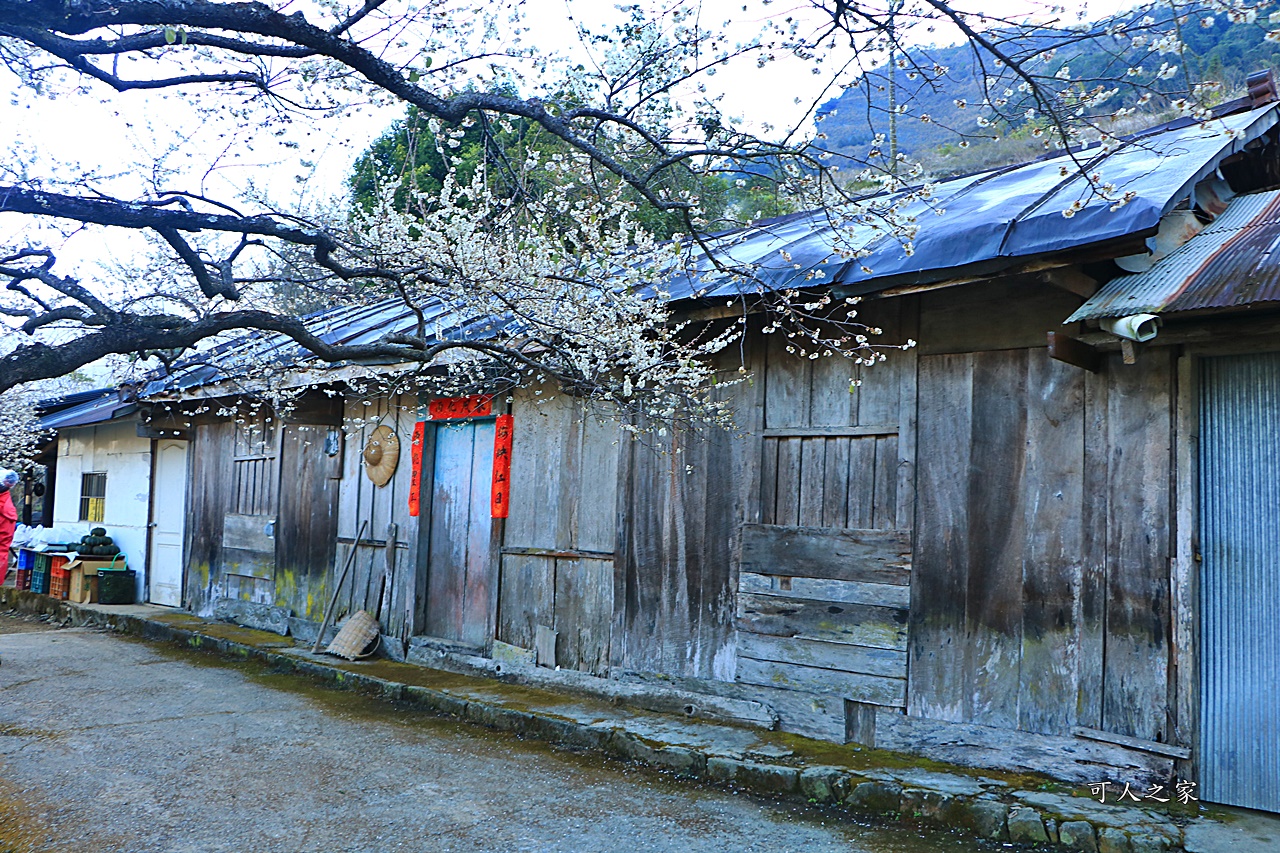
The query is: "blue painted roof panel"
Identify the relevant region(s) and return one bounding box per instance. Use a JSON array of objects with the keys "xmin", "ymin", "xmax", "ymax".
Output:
[{"xmin": 150, "ymin": 104, "xmax": 1280, "ymax": 395}]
